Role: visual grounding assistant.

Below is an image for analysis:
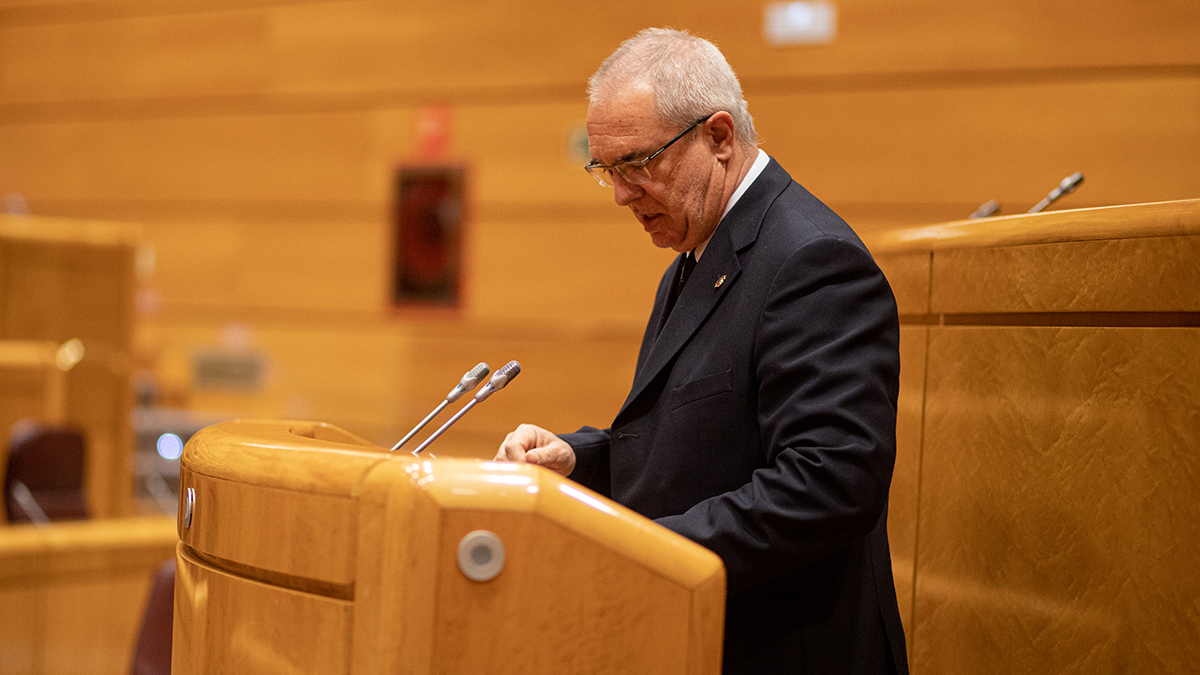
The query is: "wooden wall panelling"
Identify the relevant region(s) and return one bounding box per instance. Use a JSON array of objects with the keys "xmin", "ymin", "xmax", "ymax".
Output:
[
  {"xmin": 753, "ymin": 77, "xmax": 1200, "ymax": 214},
  {"xmin": 0, "ymin": 112, "xmax": 386, "ymax": 202},
  {"xmin": 3, "ymin": 77, "xmax": 1196, "ymax": 245},
  {"xmin": 913, "ymin": 325, "xmax": 1200, "ymax": 674},
  {"xmin": 0, "ymin": 101, "xmax": 609, "ymax": 207},
  {"xmin": 397, "ymin": 324, "xmax": 646, "ymax": 458},
  {"xmin": 149, "ymin": 312, "xmax": 646, "ymax": 453},
  {"xmin": 0, "ymin": 9, "xmax": 272, "ymax": 104},
  {"xmin": 733, "ymin": 1, "xmax": 1200, "ymax": 77},
  {"xmin": 0, "ymin": 102, "xmax": 670, "ymax": 318},
  {"xmin": 263, "ymin": 1, "xmax": 616, "ymax": 97},
  {"xmin": 143, "ymin": 217, "xmax": 390, "ymax": 313},
  {"xmin": 2, "ymin": 0, "xmax": 1198, "ymax": 107},
  {"xmin": 464, "ymin": 217, "xmax": 675, "ymax": 325},
  {"xmin": 1, "ymin": 80, "xmax": 1194, "ymax": 348},
  {"xmin": 126, "ymin": 211, "xmax": 667, "ymax": 326},
  {"xmin": 146, "ymin": 316, "xmax": 412, "ymax": 439},
  {"xmin": 448, "ymin": 101, "xmax": 596, "ymax": 206}
]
